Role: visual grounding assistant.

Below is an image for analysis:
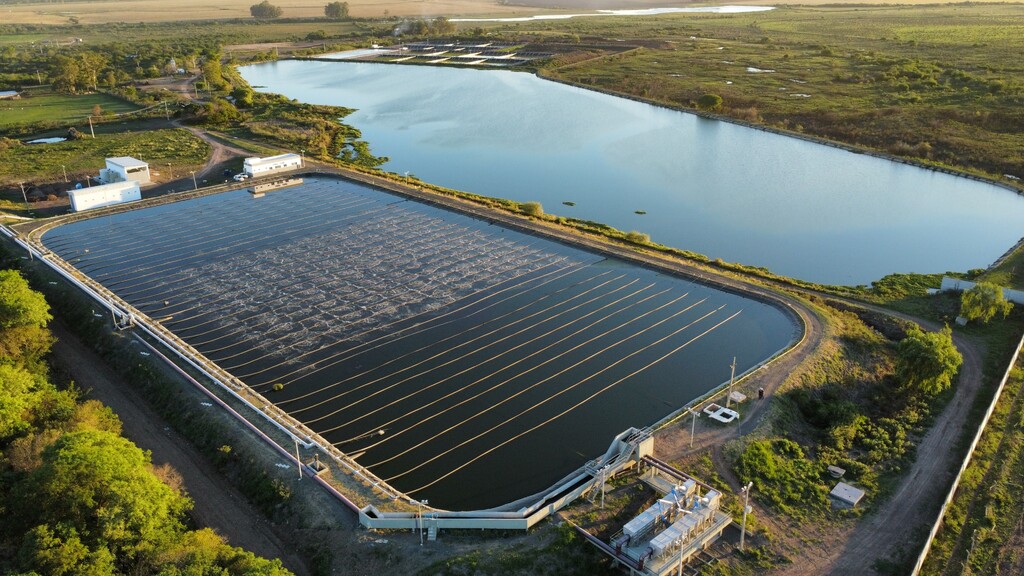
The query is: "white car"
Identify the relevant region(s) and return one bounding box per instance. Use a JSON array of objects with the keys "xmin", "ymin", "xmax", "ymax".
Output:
[{"xmin": 233, "ymin": 173, "xmax": 250, "ymax": 181}]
